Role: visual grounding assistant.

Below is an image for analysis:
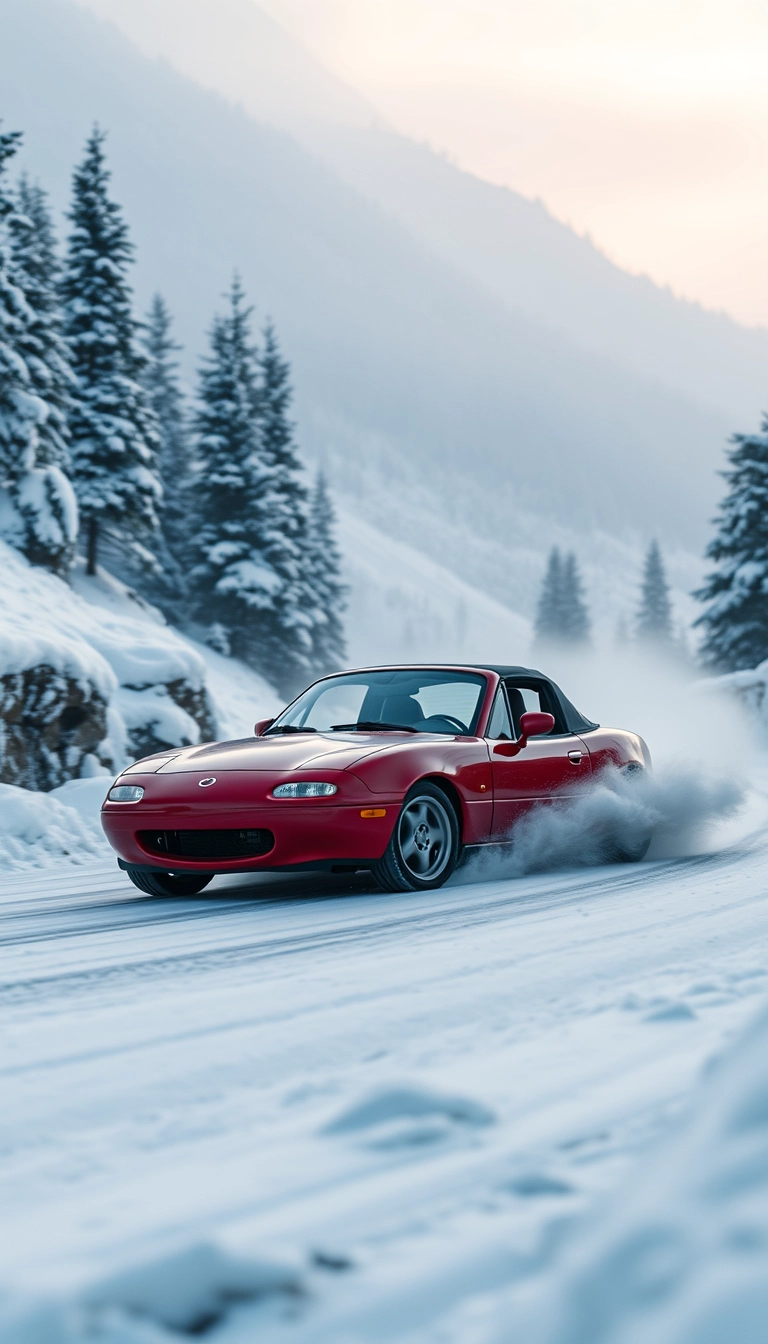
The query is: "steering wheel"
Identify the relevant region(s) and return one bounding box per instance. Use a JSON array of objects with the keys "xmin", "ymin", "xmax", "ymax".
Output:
[{"xmin": 424, "ymin": 714, "xmax": 468, "ymax": 733}]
